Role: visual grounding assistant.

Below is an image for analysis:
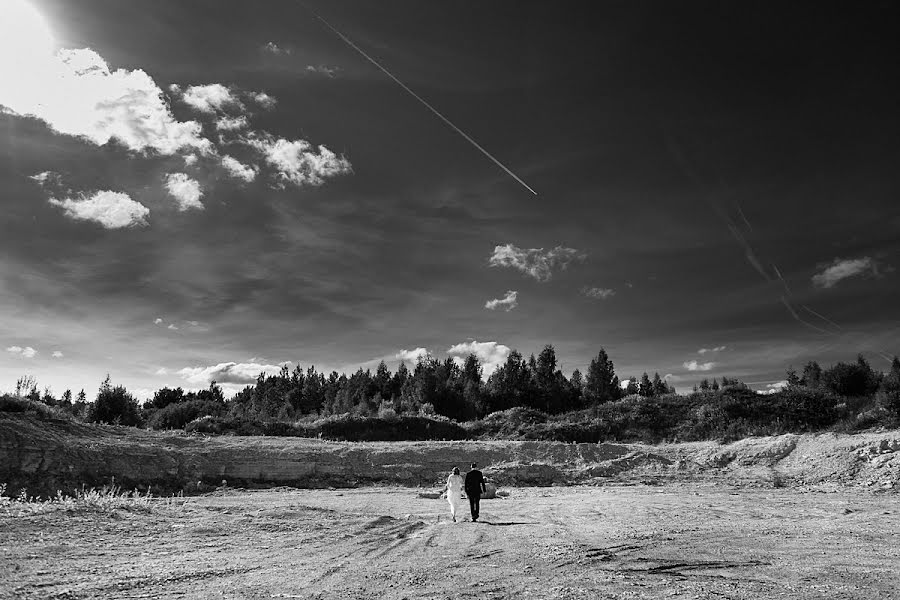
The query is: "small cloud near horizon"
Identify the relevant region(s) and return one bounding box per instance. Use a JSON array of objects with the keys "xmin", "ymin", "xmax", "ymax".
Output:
[
  {"xmin": 698, "ymin": 345, "xmax": 726, "ymax": 354},
  {"xmin": 485, "ymin": 290, "xmax": 518, "ymax": 311},
  {"xmin": 581, "ymin": 286, "xmax": 615, "ymax": 300},
  {"xmin": 395, "ymin": 348, "xmax": 430, "ymax": 363},
  {"xmin": 812, "ymin": 257, "xmax": 880, "ymax": 289},
  {"xmin": 684, "ymin": 360, "xmax": 715, "ymax": 371},
  {"xmin": 446, "ymin": 340, "xmax": 511, "ymax": 378},
  {"xmin": 6, "ymin": 346, "xmax": 37, "ymax": 358}
]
